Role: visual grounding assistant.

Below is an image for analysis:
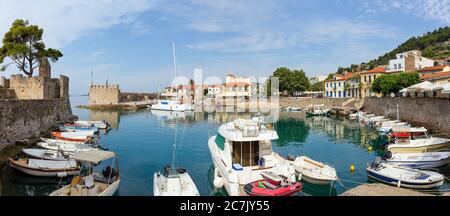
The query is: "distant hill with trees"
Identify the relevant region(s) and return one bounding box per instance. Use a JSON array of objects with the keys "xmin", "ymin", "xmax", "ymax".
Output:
[{"xmin": 337, "ymin": 26, "xmax": 450, "ymax": 74}]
